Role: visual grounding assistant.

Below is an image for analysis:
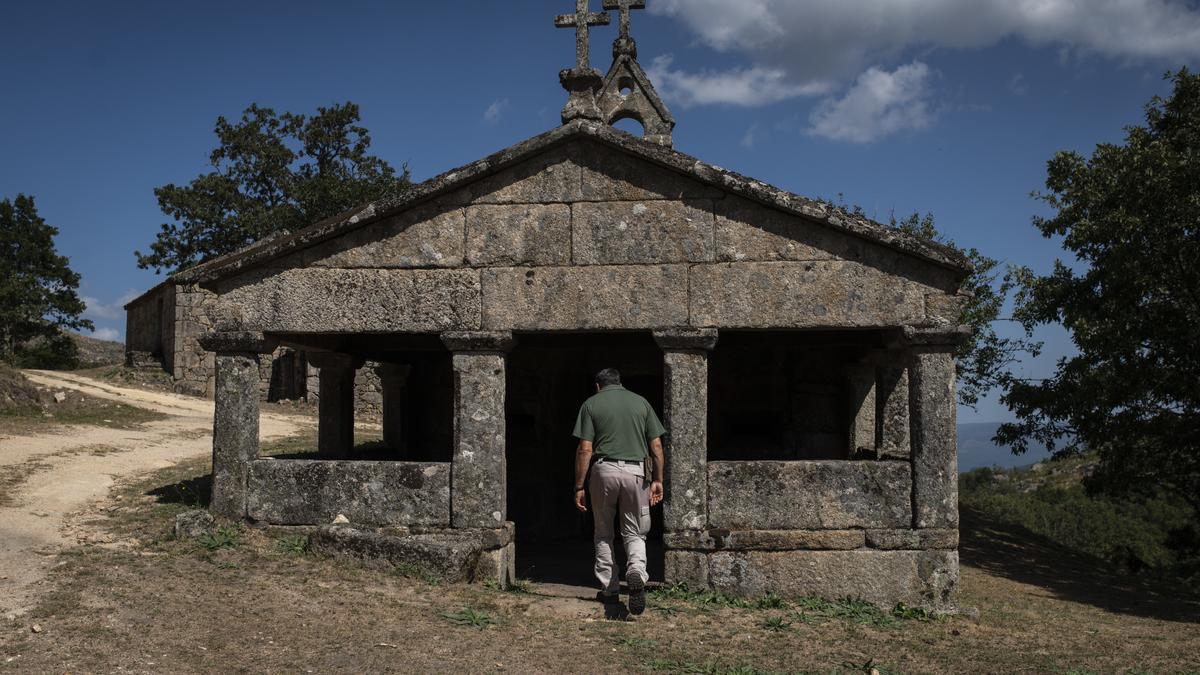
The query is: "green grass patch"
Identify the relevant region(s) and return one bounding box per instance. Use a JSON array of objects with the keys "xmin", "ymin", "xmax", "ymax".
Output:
[
  {"xmin": 642, "ymin": 658, "xmax": 776, "ymax": 674},
  {"xmin": 275, "ymin": 535, "xmax": 308, "ymax": 556},
  {"xmin": 440, "ymin": 607, "xmax": 495, "ymax": 629},
  {"xmin": 198, "ymin": 524, "xmax": 243, "ymax": 550}
]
